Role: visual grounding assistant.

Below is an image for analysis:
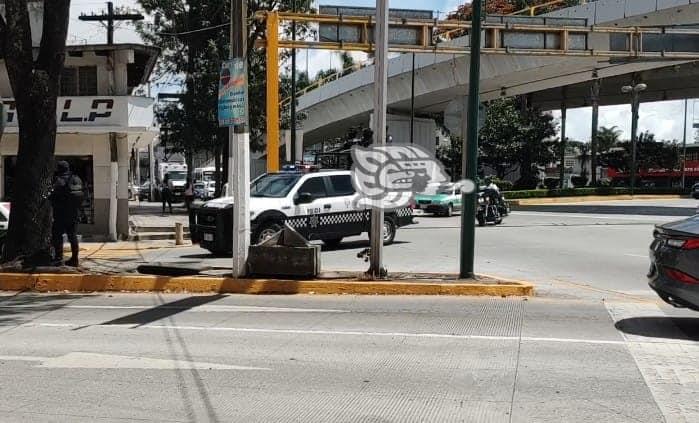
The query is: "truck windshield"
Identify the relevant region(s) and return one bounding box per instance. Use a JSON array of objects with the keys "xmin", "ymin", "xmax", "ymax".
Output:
[
  {"xmin": 203, "ymin": 171, "xmax": 215, "ymax": 181},
  {"xmin": 168, "ymin": 171, "xmax": 187, "ymax": 181},
  {"xmin": 251, "ymin": 173, "xmax": 301, "ymax": 198}
]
